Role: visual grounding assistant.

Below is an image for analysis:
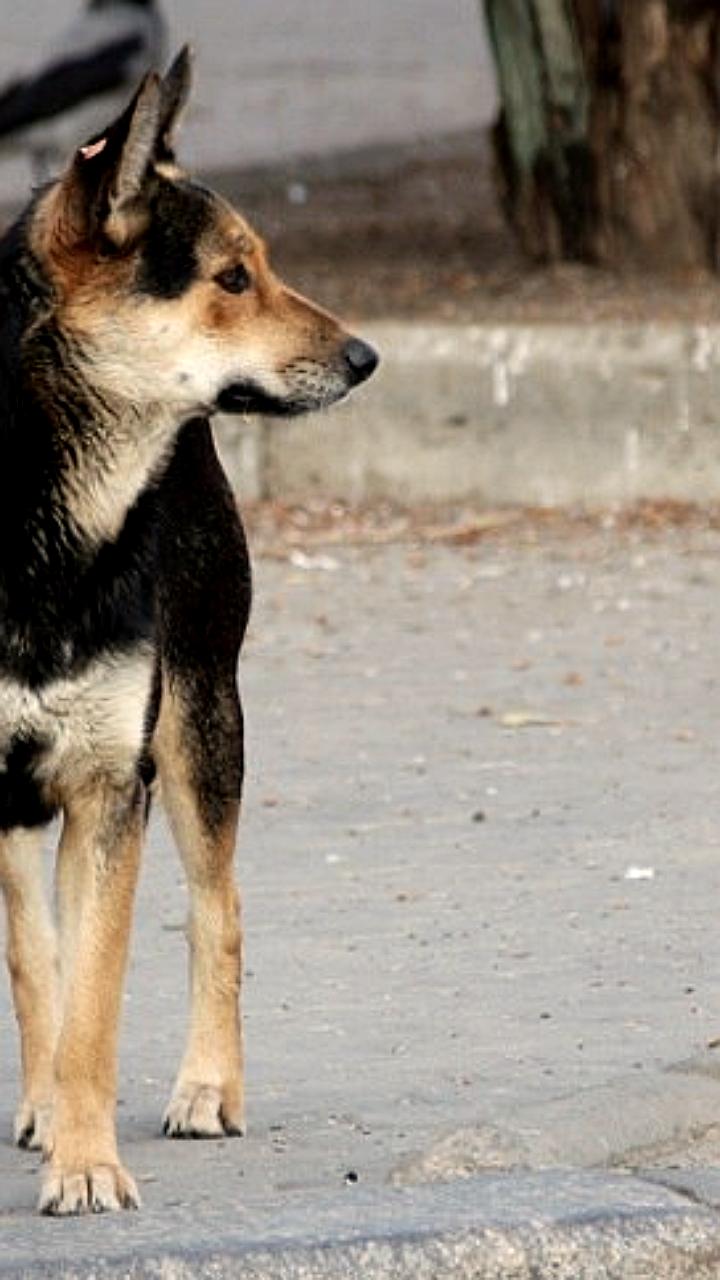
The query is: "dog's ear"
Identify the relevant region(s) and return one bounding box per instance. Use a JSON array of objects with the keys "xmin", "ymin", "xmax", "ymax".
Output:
[
  {"xmin": 44, "ymin": 53, "xmax": 192, "ymax": 254},
  {"xmin": 80, "ymin": 70, "xmax": 163, "ymax": 246},
  {"xmin": 156, "ymin": 46, "xmax": 193, "ymax": 164},
  {"xmin": 45, "ymin": 70, "xmax": 163, "ymax": 251},
  {"xmin": 105, "ymin": 71, "xmax": 163, "ymax": 237}
]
